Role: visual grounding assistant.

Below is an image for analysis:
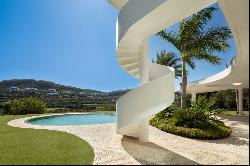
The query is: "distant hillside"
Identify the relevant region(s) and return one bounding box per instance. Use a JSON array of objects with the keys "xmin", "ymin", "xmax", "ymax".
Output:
[
  {"xmin": 0, "ymin": 79, "xmax": 102, "ymax": 94},
  {"xmin": 0, "ymin": 79, "xmax": 131, "ymax": 108},
  {"xmin": 0, "ymin": 79, "xmax": 130, "ymax": 94}
]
